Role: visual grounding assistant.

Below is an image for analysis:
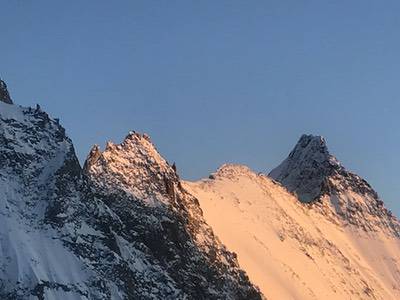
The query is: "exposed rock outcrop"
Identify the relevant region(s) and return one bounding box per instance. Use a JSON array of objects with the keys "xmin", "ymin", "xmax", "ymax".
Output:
[{"xmin": 0, "ymin": 79, "xmax": 13, "ymax": 104}]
